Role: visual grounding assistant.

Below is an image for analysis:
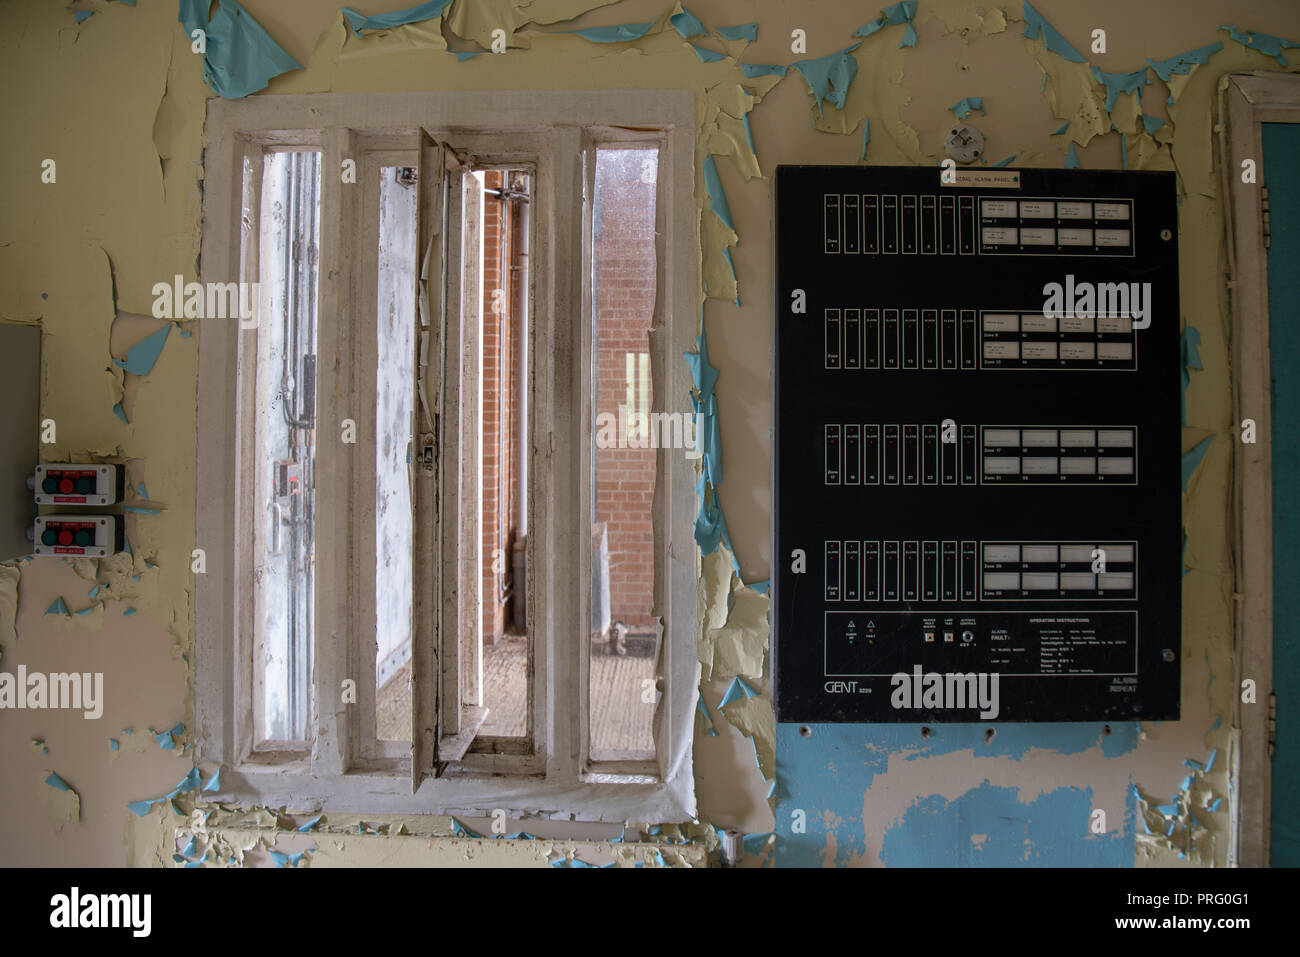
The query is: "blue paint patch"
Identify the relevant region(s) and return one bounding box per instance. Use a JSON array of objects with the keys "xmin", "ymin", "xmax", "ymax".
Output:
[
  {"xmin": 792, "ymin": 44, "xmax": 862, "ymax": 116},
  {"xmin": 1091, "ymin": 66, "xmax": 1149, "ymax": 113},
  {"xmin": 775, "ymin": 722, "xmax": 1139, "ymax": 866},
  {"xmin": 113, "ymin": 325, "xmax": 172, "ymax": 377},
  {"xmin": 740, "ymin": 63, "xmax": 787, "ymax": 79},
  {"xmin": 684, "ymin": 323, "xmax": 721, "ymax": 485},
  {"xmin": 341, "ymin": 0, "xmax": 452, "ymax": 35},
  {"xmin": 878, "ymin": 782, "xmax": 1133, "ymax": 867},
  {"xmin": 1065, "ymin": 142, "xmax": 1081, "ymax": 169},
  {"xmin": 44, "ymin": 597, "xmax": 69, "ymax": 616},
  {"xmin": 696, "ymin": 692, "xmax": 719, "ymax": 736},
  {"xmin": 700, "ymin": 155, "xmax": 734, "ymax": 232},
  {"xmin": 949, "ymin": 96, "xmax": 985, "ymax": 120},
  {"xmin": 691, "ymin": 45, "xmax": 726, "ymax": 63},
  {"xmin": 1182, "ymin": 436, "xmax": 1214, "ymax": 493},
  {"xmin": 1147, "ymin": 42, "xmax": 1223, "ymax": 82},
  {"xmin": 1052, "ymin": 121, "xmax": 1070, "ymax": 135},
  {"xmin": 1220, "ymin": 25, "xmax": 1299, "ymax": 67},
  {"xmin": 992, "ymin": 155, "xmax": 1016, "ymax": 168},
  {"xmin": 1181, "ymin": 326, "xmax": 1202, "ymax": 425},
  {"xmin": 564, "ymin": 22, "xmax": 656, "ymax": 43},
  {"xmin": 1142, "ymin": 114, "xmax": 1166, "ymax": 135},
  {"xmin": 716, "ymin": 23, "xmax": 757, "ymax": 42},
  {"xmin": 45, "ymin": 772, "xmax": 73, "ymax": 792},
  {"xmin": 449, "ymin": 817, "xmax": 482, "ymax": 838},
  {"xmin": 718, "ymin": 676, "xmax": 760, "ymax": 707},
  {"xmin": 1021, "ymin": 0, "xmax": 1086, "ymax": 62},
  {"xmin": 669, "ymin": 8, "xmax": 706, "ymax": 39},
  {"xmin": 178, "ymin": 0, "xmax": 303, "ymax": 99}
]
